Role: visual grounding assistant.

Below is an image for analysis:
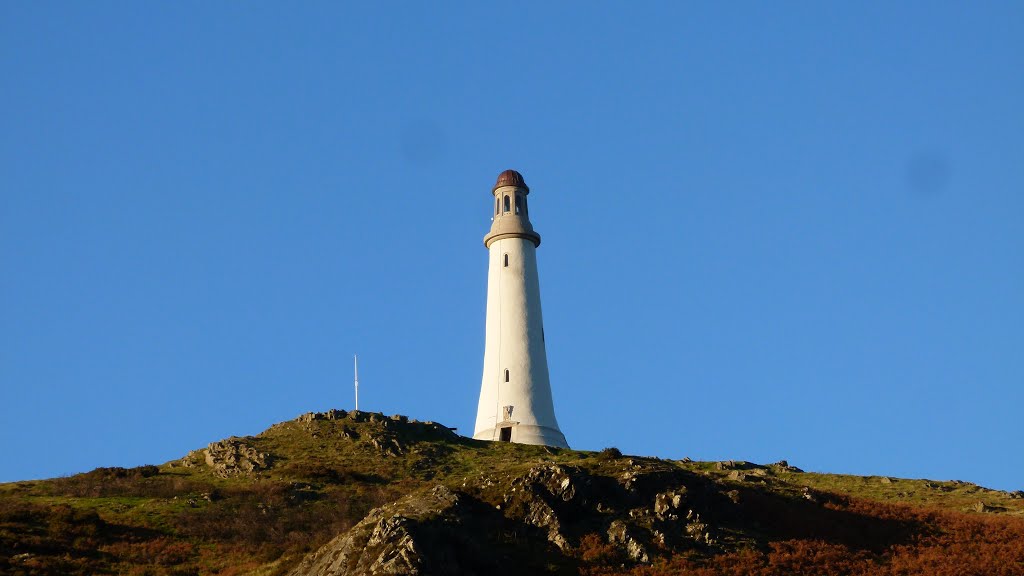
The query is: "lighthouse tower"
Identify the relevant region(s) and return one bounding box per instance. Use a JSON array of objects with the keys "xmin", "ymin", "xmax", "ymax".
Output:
[{"xmin": 473, "ymin": 170, "xmax": 569, "ymax": 448}]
